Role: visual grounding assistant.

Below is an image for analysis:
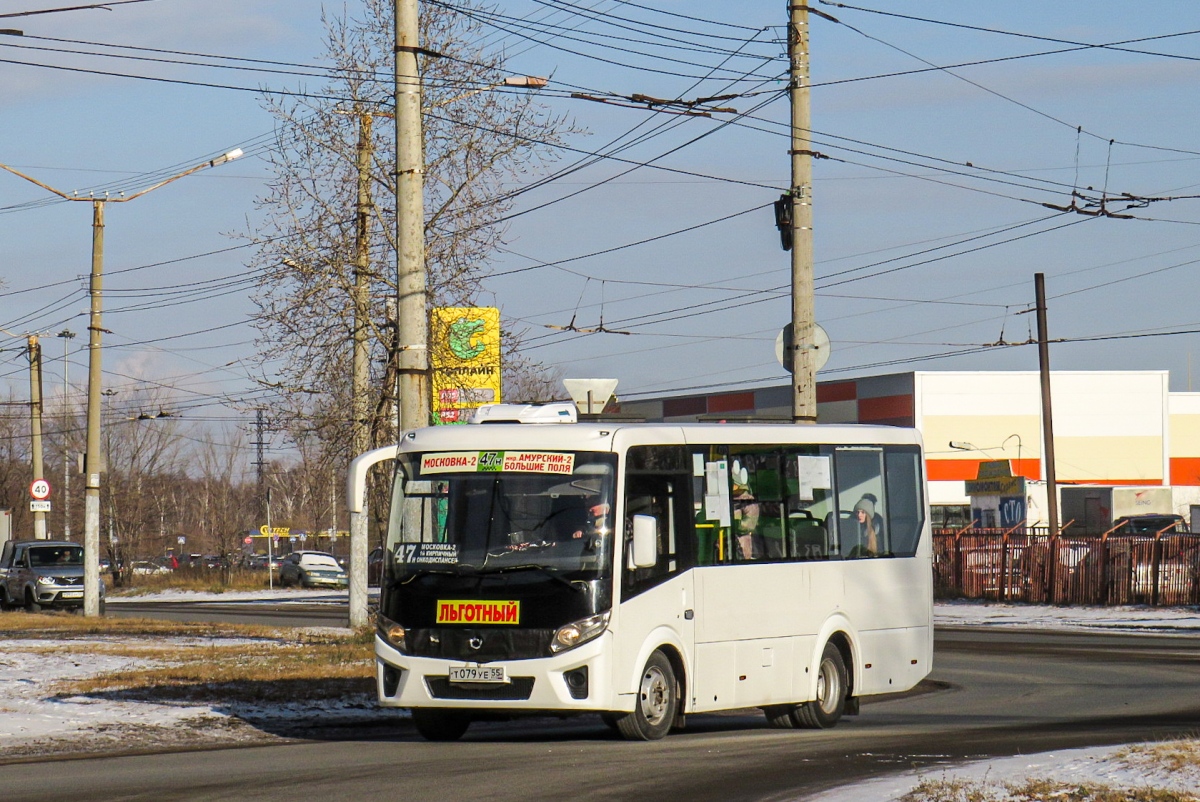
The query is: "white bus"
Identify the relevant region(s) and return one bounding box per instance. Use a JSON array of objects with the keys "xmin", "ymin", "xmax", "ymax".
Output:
[{"xmin": 372, "ymin": 403, "xmax": 932, "ymax": 741}]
